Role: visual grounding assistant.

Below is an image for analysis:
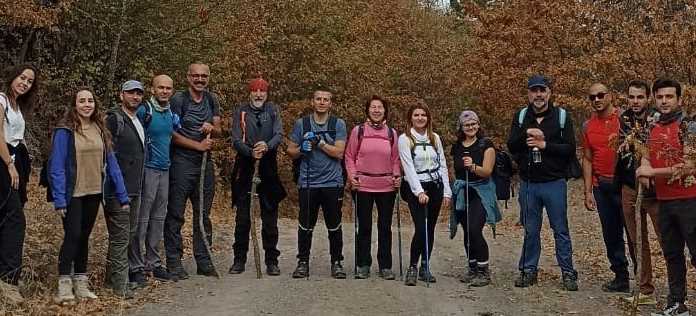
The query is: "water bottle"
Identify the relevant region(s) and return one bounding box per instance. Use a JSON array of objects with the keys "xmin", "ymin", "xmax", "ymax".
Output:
[{"xmin": 532, "ymin": 147, "xmax": 542, "ymax": 163}]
